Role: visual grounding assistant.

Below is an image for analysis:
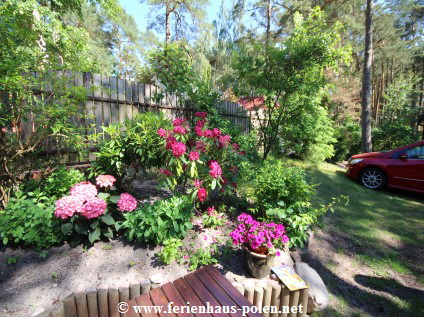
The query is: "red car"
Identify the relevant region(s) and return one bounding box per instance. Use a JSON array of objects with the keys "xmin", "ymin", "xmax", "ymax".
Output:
[{"xmin": 346, "ymin": 141, "xmax": 424, "ymax": 194}]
